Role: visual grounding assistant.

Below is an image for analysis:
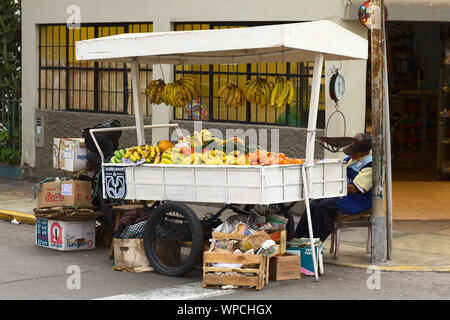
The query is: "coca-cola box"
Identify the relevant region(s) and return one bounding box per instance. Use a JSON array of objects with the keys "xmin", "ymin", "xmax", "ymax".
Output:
[{"xmin": 37, "ymin": 179, "xmax": 92, "ymax": 209}]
